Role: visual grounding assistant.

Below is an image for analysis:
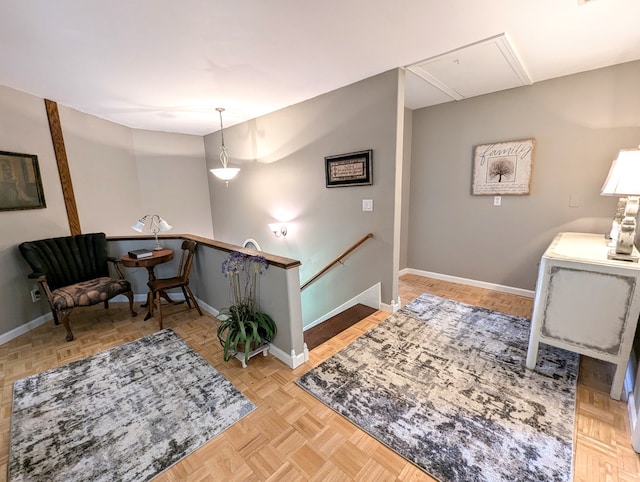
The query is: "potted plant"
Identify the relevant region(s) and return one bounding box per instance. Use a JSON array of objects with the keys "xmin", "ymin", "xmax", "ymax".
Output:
[{"xmin": 216, "ymin": 251, "xmax": 277, "ymax": 364}]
